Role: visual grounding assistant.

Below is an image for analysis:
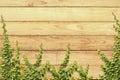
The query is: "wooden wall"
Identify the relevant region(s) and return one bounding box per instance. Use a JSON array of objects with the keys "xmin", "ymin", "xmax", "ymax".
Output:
[{"xmin": 0, "ymin": 0, "xmax": 120, "ymax": 79}]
